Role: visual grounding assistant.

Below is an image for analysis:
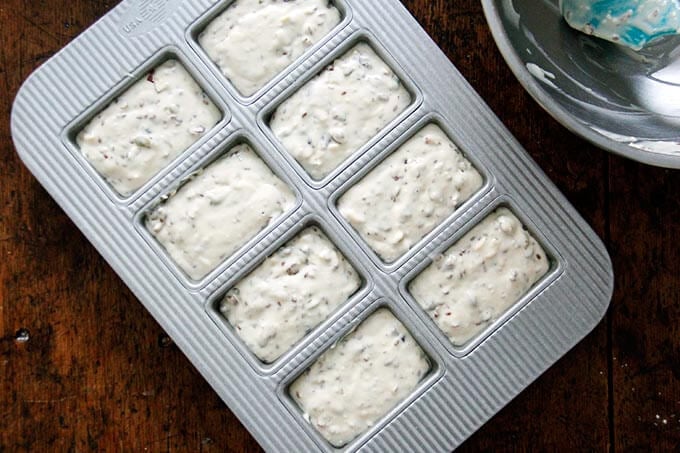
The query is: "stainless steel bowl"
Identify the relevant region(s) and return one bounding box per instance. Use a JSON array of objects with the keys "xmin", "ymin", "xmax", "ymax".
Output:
[{"xmin": 482, "ymin": 0, "xmax": 680, "ymax": 169}]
